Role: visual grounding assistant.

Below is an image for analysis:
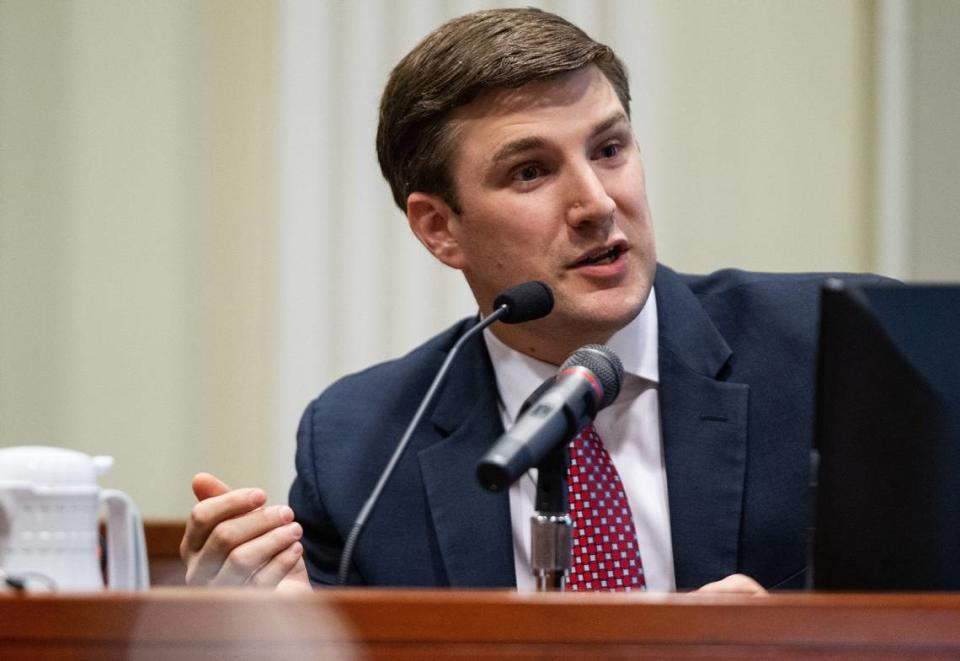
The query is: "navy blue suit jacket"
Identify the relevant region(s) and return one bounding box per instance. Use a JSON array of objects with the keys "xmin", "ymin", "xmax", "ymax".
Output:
[{"xmin": 289, "ymin": 264, "xmax": 883, "ymax": 589}]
